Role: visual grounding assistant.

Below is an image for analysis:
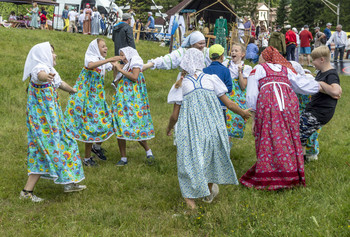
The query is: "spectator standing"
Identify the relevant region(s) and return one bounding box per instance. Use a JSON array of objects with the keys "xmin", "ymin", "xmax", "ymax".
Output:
[
  {"xmin": 83, "ymin": 3, "xmax": 92, "ymax": 35},
  {"xmin": 146, "ymin": 12, "xmax": 155, "ymax": 41},
  {"xmin": 255, "ymin": 21, "xmax": 264, "ymax": 39},
  {"xmin": 68, "ymin": 7, "xmax": 78, "ymax": 33},
  {"xmin": 285, "ymin": 25, "xmax": 297, "ymax": 61},
  {"xmin": 268, "ymin": 25, "xmax": 286, "ymax": 56},
  {"xmin": 78, "ymin": 10, "xmax": 84, "ymax": 33},
  {"xmin": 243, "ymin": 16, "xmax": 251, "ymax": 43},
  {"xmin": 62, "ymin": 5, "xmax": 69, "ymax": 31},
  {"xmin": 293, "ymin": 27, "xmax": 300, "ymax": 62},
  {"xmin": 112, "ymin": 13, "xmax": 135, "ymax": 56},
  {"xmin": 129, "ymin": 10, "xmax": 135, "ymax": 28},
  {"xmin": 346, "ymin": 35, "xmax": 350, "ymax": 59},
  {"xmin": 91, "ymin": 7, "xmax": 101, "ymax": 36},
  {"xmin": 40, "ymin": 7, "xmax": 47, "ymax": 30},
  {"xmin": 326, "ymin": 25, "xmax": 348, "ymax": 62},
  {"xmin": 27, "ymin": 2, "xmax": 39, "ymax": 29},
  {"xmin": 198, "ymin": 17, "xmax": 205, "ymax": 32},
  {"xmin": 299, "ymin": 25, "xmax": 313, "ymax": 66},
  {"xmin": 314, "ymin": 27, "xmax": 326, "ymax": 48},
  {"xmin": 258, "ymin": 25, "xmax": 270, "ymax": 53},
  {"xmin": 324, "ymin": 23, "xmax": 332, "ymax": 50}
]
